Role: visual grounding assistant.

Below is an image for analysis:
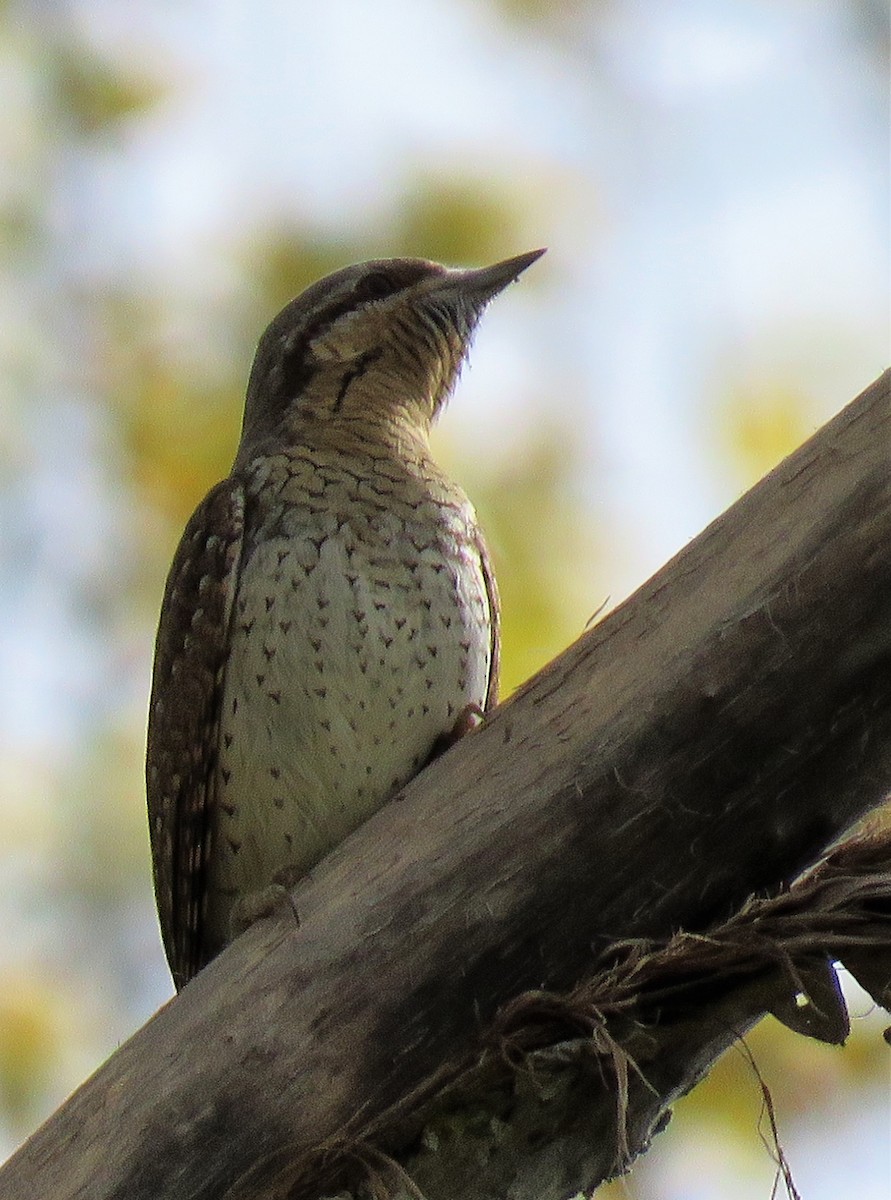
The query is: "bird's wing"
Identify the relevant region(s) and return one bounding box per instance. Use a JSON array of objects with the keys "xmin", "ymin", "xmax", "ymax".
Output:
[
  {"xmin": 477, "ymin": 531, "xmax": 501, "ymax": 710},
  {"xmin": 145, "ymin": 479, "xmax": 245, "ymax": 990}
]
